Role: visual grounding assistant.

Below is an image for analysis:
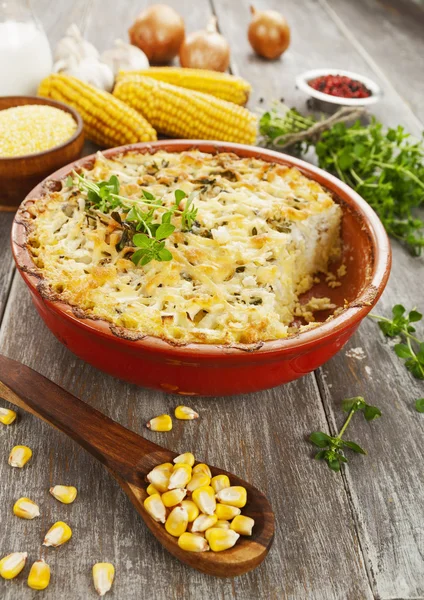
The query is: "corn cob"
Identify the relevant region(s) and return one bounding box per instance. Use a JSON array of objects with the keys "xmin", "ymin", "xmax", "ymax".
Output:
[
  {"xmin": 118, "ymin": 68, "xmax": 251, "ymax": 105},
  {"xmin": 92, "ymin": 562, "xmax": 115, "ymax": 597},
  {"xmin": 113, "ymin": 75, "xmax": 257, "ymax": 144},
  {"xmin": 38, "ymin": 73, "xmax": 157, "ymax": 148},
  {"xmin": 27, "ymin": 559, "xmax": 51, "ymax": 590}
]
